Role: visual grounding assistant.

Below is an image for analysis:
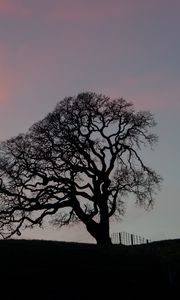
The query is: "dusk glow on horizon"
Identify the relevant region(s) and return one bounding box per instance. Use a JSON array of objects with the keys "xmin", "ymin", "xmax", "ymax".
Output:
[{"xmin": 0, "ymin": 0, "xmax": 180, "ymax": 243}]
